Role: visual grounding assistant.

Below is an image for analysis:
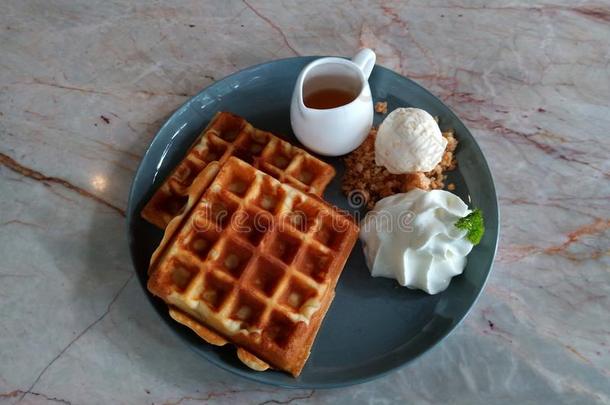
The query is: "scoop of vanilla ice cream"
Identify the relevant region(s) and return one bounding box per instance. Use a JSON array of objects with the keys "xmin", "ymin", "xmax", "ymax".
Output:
[{"xmin": 375, "ymin": 108, "xmax": 447, "ymax": 174}]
